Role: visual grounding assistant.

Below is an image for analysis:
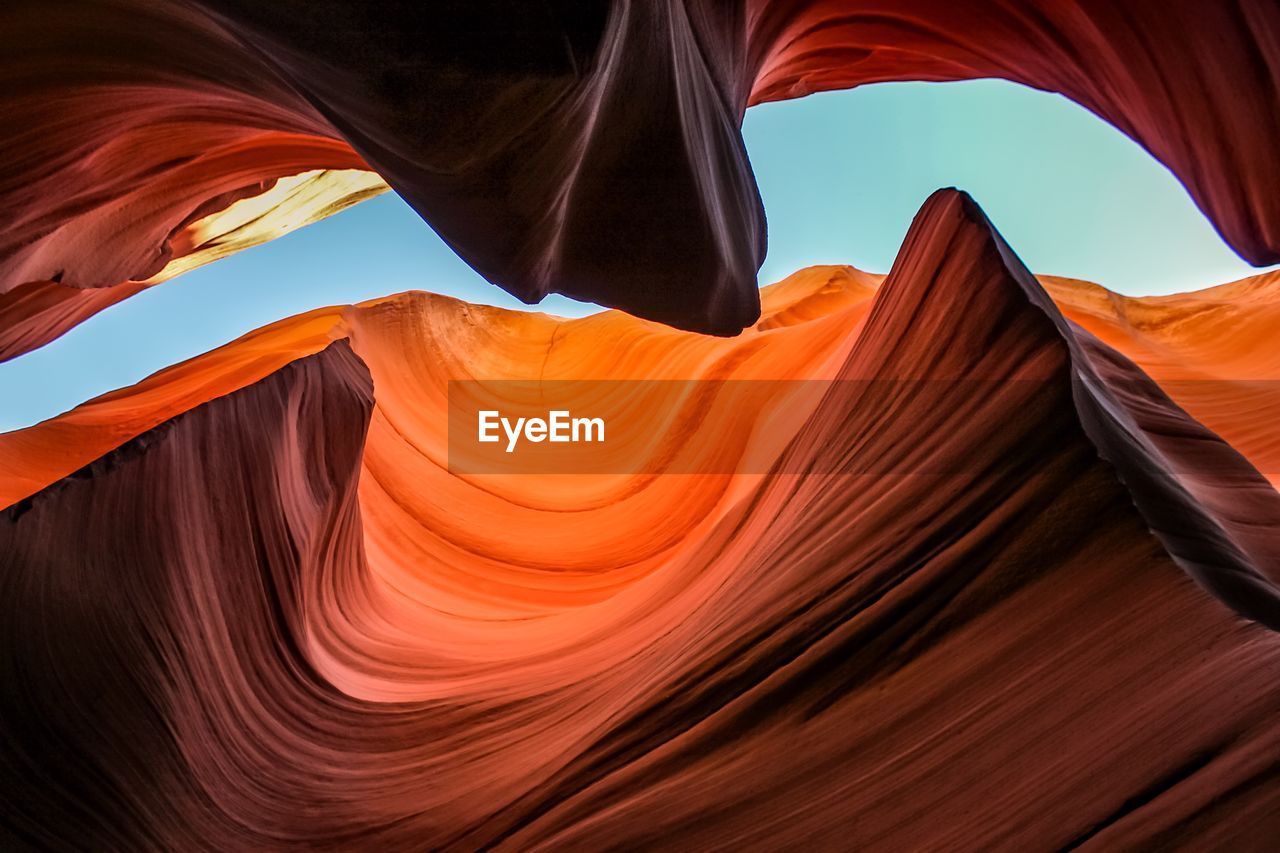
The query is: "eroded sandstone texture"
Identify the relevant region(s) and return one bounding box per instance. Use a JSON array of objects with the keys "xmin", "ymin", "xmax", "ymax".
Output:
[
  {"xmin": 3, "ymin": 2, "xmax": 1280, "ymax": 847},
  {"xmin": 3, "ymin": 191, "xmax": 1279, "ymax": 848}
]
